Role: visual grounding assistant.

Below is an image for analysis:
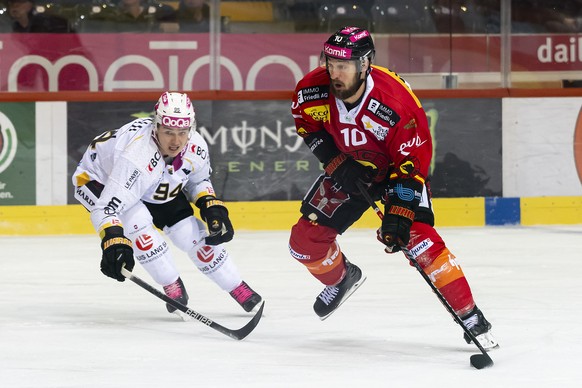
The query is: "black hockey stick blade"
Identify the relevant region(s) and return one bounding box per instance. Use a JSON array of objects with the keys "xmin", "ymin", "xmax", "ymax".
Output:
[
  {"xmin": 470, "ymin": 353, "xmax": 494, "ymax": 369},
  {"xmin": 121, "ymin": 267, "xmax": 265, "ymax": 340}
]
